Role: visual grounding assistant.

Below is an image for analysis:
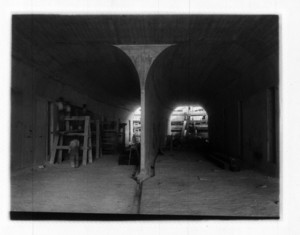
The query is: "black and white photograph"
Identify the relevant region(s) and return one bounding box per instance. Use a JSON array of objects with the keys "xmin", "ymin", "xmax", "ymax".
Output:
[
  {"xmin": 1, "ymin": 0, "xmax": 300, "ymax": 234},
  {"xmin": 10, "ymin": 14, "xmax": 280, "ymax": 219}
]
